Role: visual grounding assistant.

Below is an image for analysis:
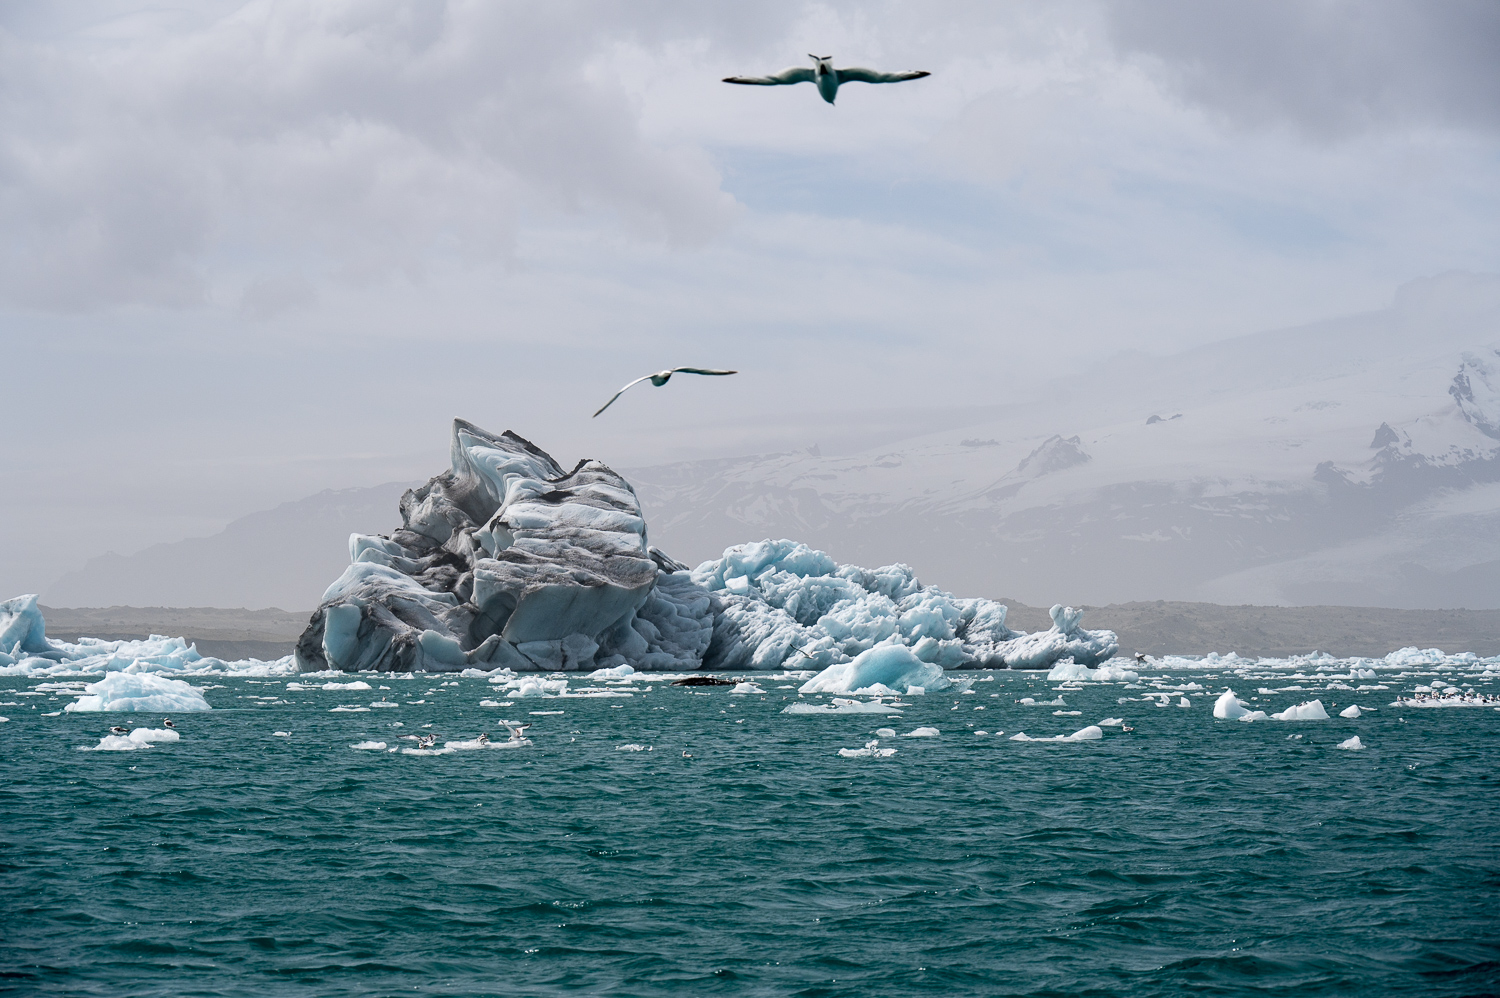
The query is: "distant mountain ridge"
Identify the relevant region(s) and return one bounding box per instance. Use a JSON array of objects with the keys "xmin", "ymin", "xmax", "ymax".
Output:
[
  {"xmin": 44, "ymin": 483, "xmax": 416, "ymax": 611},
  {"xmin": 38, "ymin": 274, "xmax": 1500, "ymax": 612}
]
